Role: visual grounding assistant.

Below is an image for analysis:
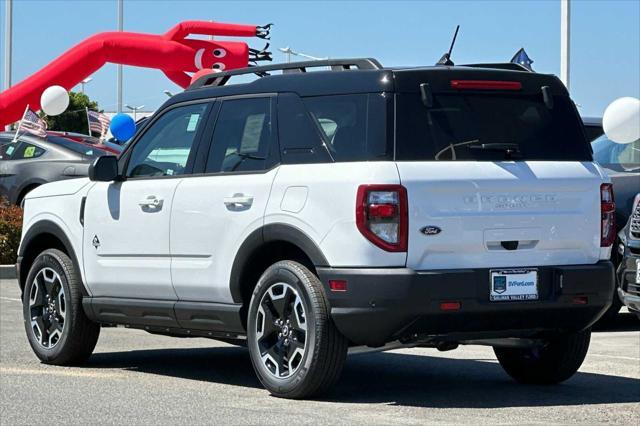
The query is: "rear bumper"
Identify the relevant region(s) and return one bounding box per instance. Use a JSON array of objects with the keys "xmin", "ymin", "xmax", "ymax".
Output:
[{"xmin": 317, "ymin": 261, "xmax": 614, "ymax": 346}]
